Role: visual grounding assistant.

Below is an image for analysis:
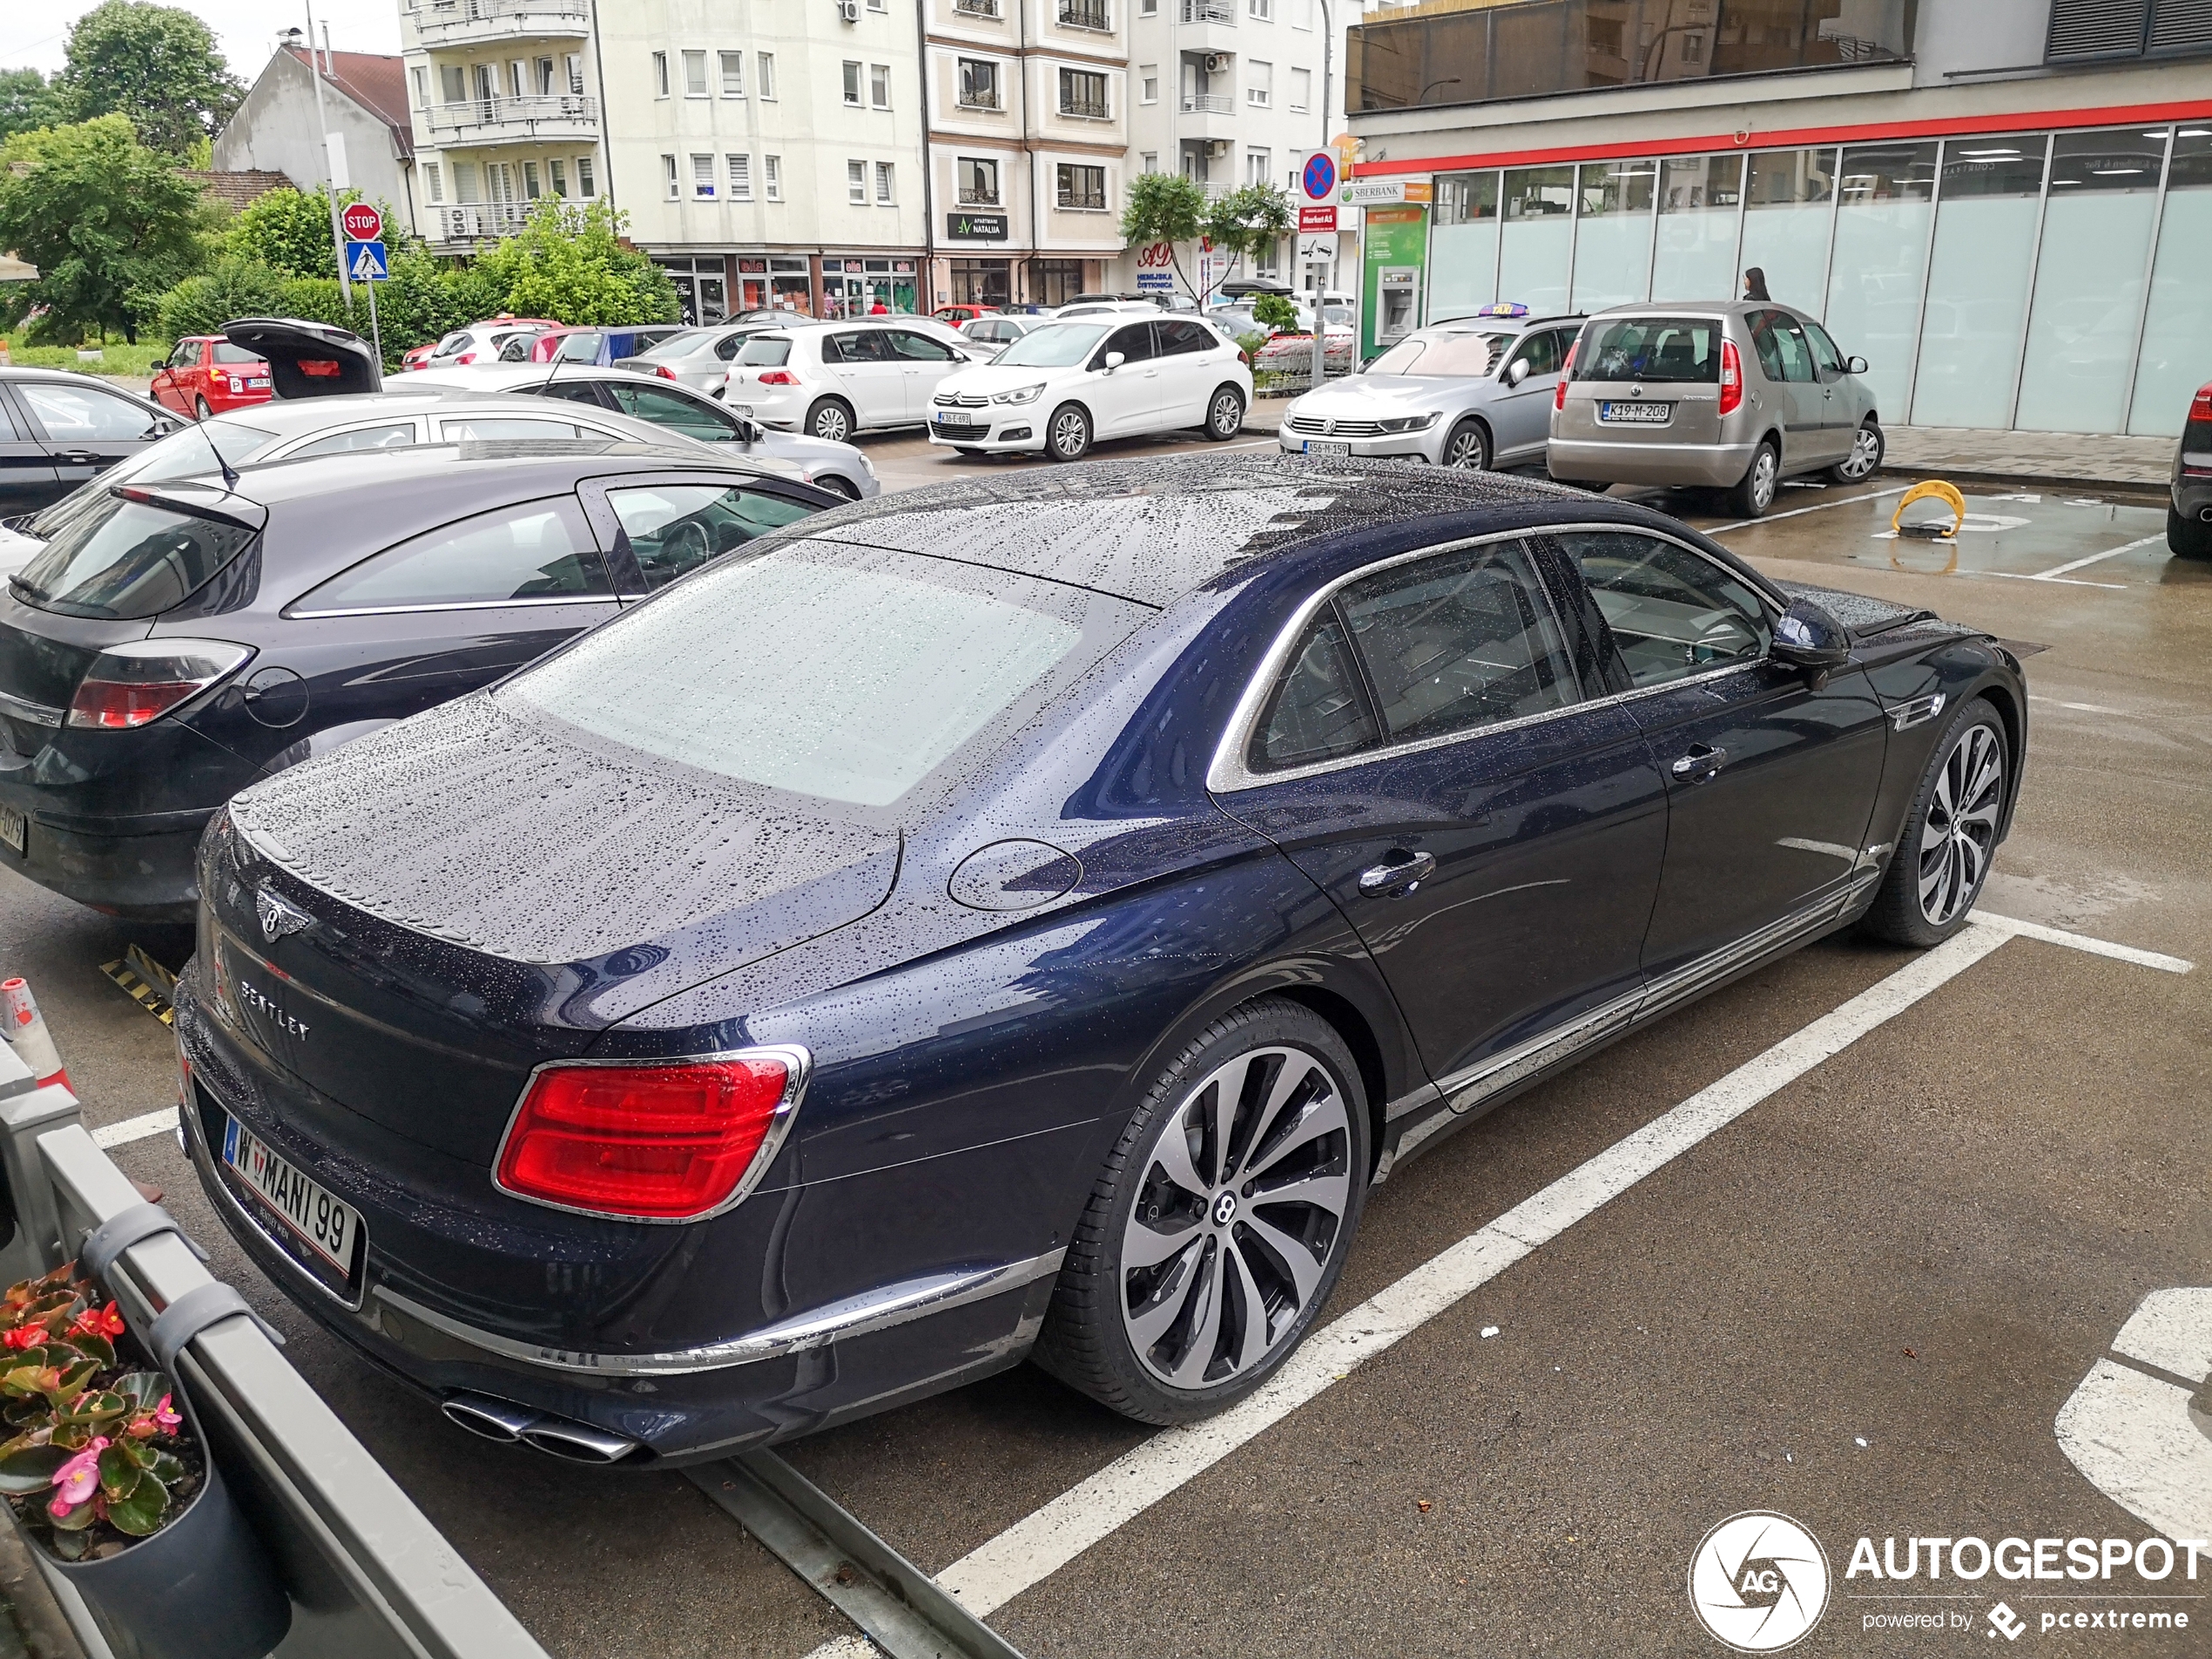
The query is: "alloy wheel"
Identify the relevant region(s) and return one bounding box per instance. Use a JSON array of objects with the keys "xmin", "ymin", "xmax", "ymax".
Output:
[
  {"xmin": 1119, "ymin": 1046, "xmax": 1352, "ymax": 1391},
  {"xmin": 1839, "ymin": 425, "xmax": 1879, "ymax": 480},
  {"xmin": 1444, "ymin": 423, "xmax": 1487, "ymax": 469},
  {"xmin": 1208, "ymin": 390, "xmax": 1243, "ymax": 438},
  {"xmin": 1918, "ymin": 724, "xmax": 2003, "ymax": 927},
  {"xmin": 1051, "ymin": 407, "xmax": 1089, "ymax": 460}
]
